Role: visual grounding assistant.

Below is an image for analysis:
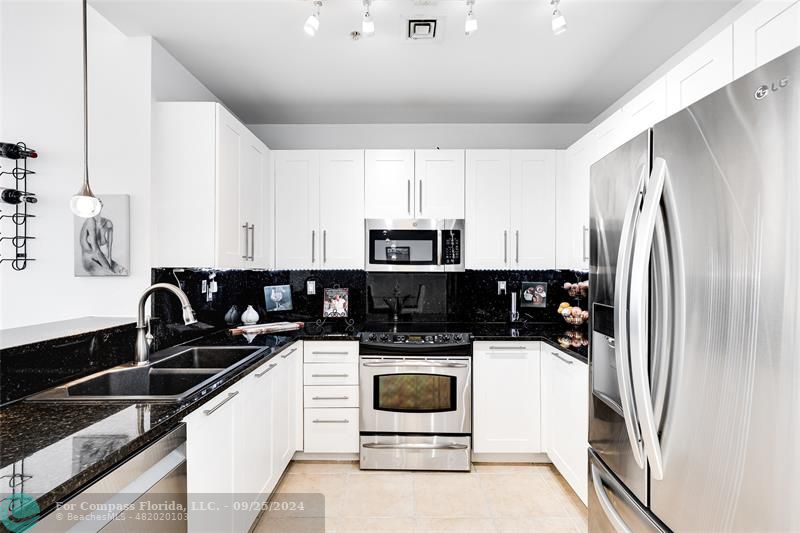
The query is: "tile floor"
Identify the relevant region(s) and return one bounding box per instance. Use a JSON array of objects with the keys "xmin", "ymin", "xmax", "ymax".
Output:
[{"xmin": 254, "ymin": 462, "xmax": 588, "ymax": 533}]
